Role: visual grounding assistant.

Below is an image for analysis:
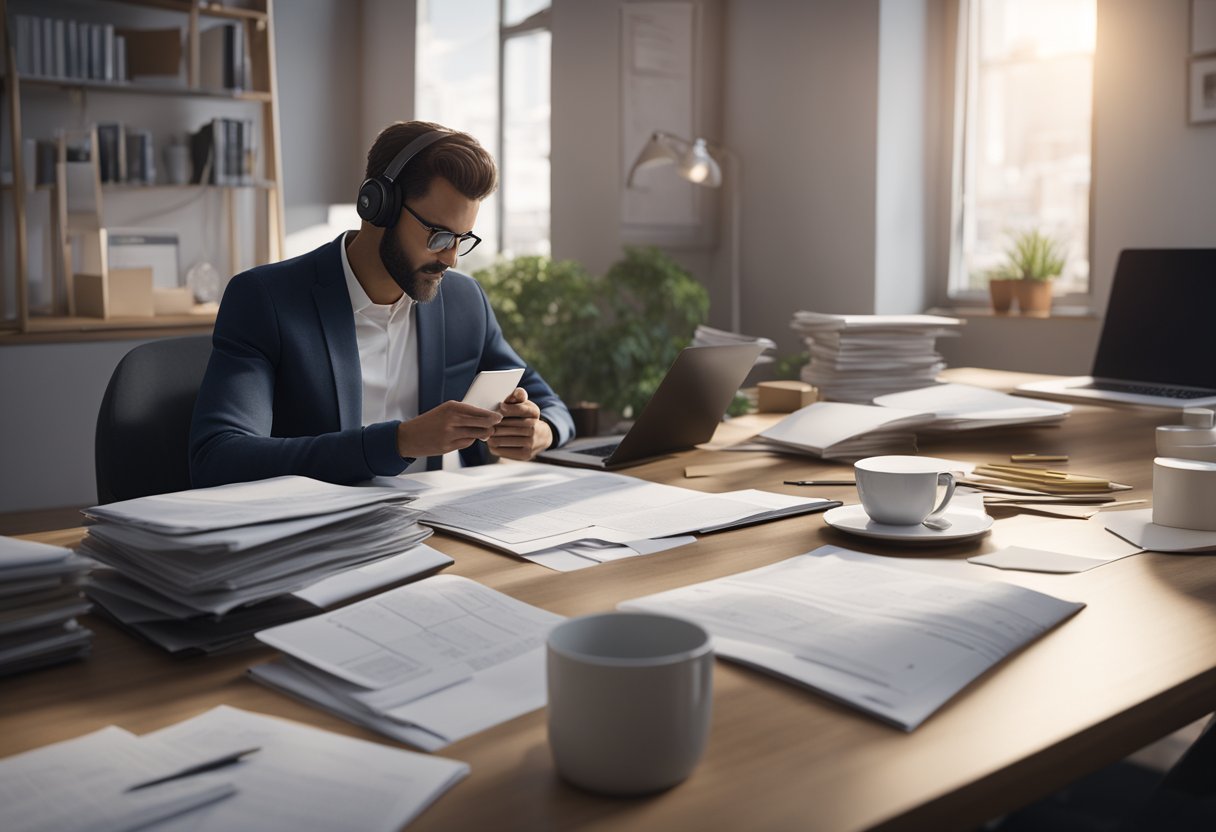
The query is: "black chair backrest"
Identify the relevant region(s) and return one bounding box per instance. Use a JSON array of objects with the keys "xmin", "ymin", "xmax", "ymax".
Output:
[{"xmin": 95, "ymin": 335, "xmax": 212, "ymax": 504}]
